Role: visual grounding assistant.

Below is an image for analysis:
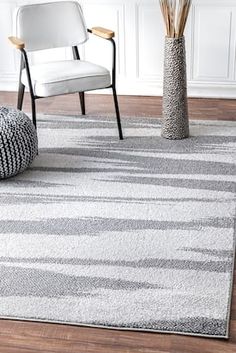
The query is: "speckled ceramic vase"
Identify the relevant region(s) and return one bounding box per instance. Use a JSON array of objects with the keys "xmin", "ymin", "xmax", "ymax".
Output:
[{"xmin": 162, "ymin": 36, "xmax": 189, "ymax": 139}]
